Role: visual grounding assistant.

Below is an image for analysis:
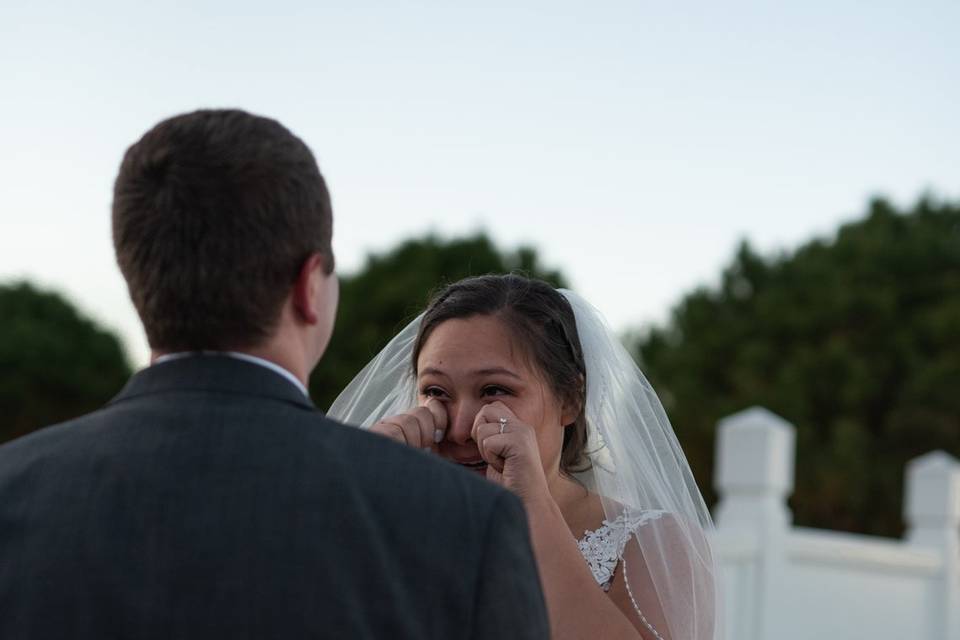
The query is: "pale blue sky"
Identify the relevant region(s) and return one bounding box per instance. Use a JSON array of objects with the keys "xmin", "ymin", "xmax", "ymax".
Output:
[{"xmin": 1, "ymin": 1, "xmax": 957, "ymax": 367}]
